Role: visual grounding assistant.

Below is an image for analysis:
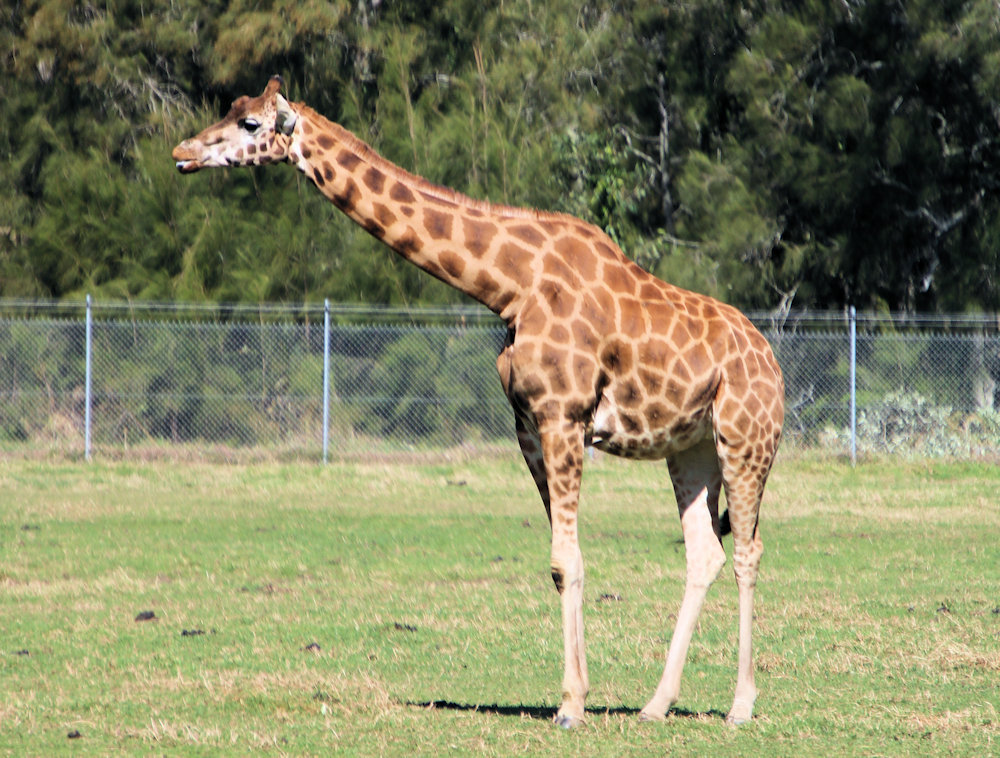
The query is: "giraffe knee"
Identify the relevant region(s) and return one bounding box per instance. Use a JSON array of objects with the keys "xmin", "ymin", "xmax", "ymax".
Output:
[
  {"xmin": 551, "ymin": 566, "xmax": 565, "ymax": 593},
  {"xmin": 550, "ymin": 561, "xmax": 583, "ymax": 593}
]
